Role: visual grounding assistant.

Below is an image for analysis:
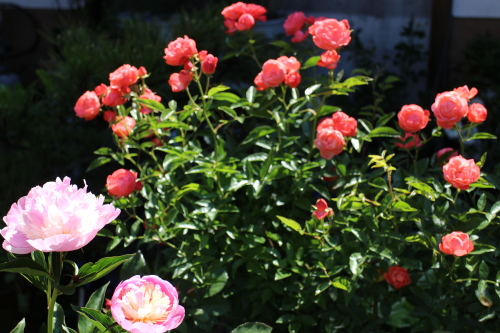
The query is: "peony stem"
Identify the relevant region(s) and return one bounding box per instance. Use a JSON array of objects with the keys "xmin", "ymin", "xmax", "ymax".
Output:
[{"xmin": 47, "ymin": 287, "xmax": 58, "ymax": 333}]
